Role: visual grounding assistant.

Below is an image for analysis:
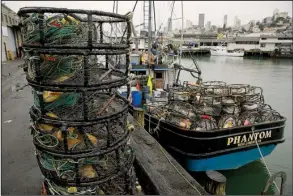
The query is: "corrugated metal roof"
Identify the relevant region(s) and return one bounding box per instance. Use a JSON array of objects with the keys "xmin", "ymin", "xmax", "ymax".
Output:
[{"xmin": 235, "ymin": 37, "xmax": 260, "ymax": 42}]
